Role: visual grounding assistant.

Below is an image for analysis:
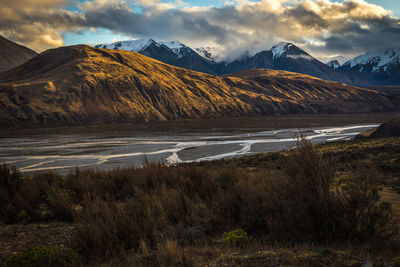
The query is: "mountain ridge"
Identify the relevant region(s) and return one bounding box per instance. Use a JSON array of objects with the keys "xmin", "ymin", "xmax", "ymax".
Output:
[
  {"xmin": 0, "ymin": 36, "xmax": 38, "ymax": 73},
  {"xmin": 0, "ymin": 45, "xmax": 396, "ymax": 128}
]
